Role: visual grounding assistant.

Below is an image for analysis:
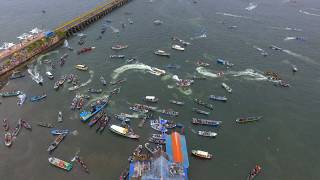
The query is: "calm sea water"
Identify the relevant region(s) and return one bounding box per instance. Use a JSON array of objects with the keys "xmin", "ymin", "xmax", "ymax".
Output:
[{"xmin": 1, "ymin": 0, "xmax": 320, "ymax": 179}]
